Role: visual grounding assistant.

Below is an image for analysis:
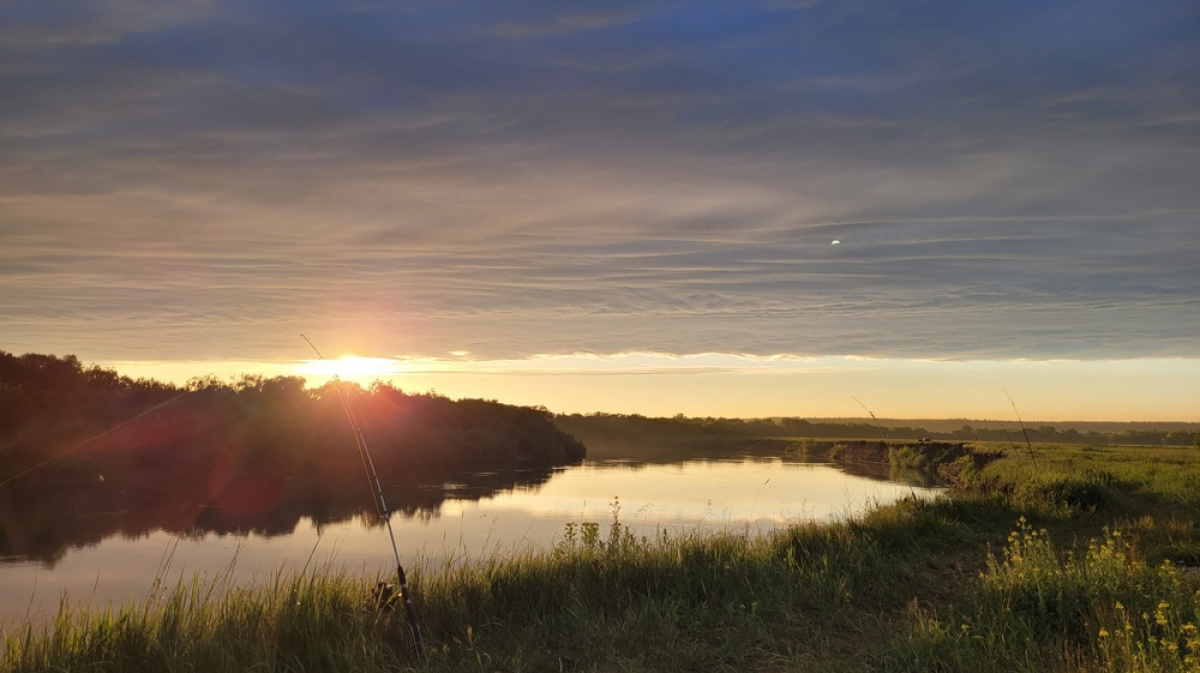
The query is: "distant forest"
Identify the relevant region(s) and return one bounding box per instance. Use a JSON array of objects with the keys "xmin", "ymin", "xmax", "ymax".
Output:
[
  {"xmin": 0, "ymin": 351, "xmax": 585, "ymax": 476},
  {"xmin": 555, "ymin": 412, "xmax": 1200, "ymax": 457},
  {"xmin": 3, "ymin": 352, "xmax": 1194, "ymax": 460}
]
